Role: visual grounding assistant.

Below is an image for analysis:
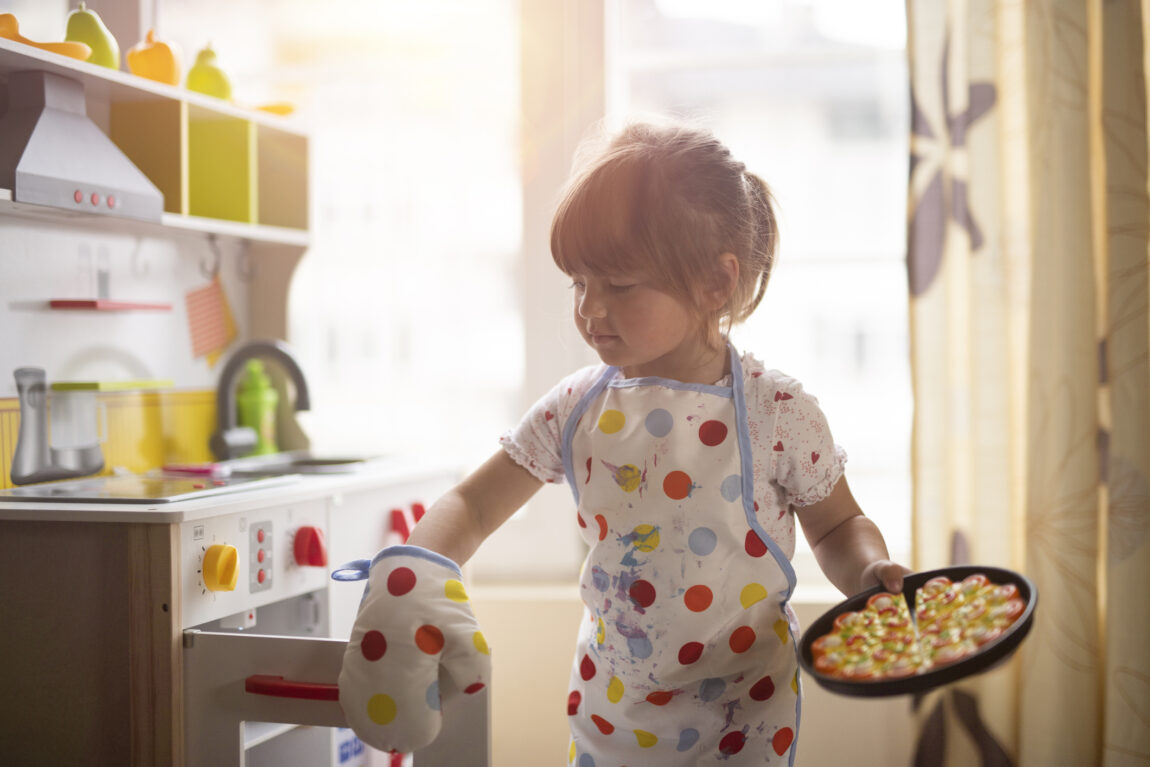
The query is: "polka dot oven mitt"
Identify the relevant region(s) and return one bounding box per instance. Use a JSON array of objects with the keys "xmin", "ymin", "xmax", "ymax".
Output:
[{"xmin": 333, "ymin": 545, "xmax": 490, "ymax": 753}]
